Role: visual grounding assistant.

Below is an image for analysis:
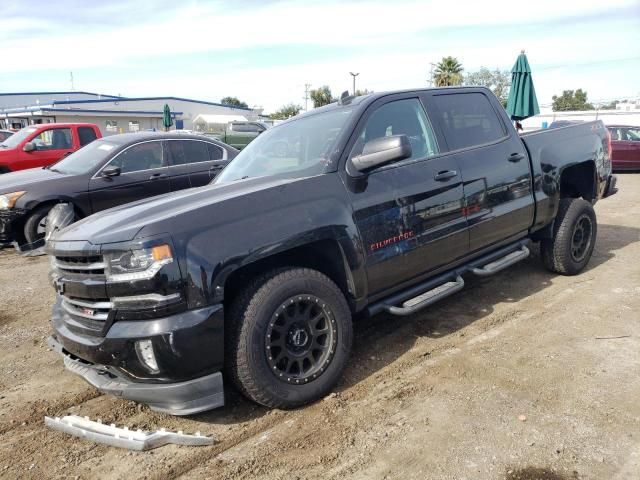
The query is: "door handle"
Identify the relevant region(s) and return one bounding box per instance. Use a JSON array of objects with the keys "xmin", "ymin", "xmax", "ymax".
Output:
[
  {"xmin": 508, "ymin": 153, "xmax": 525, "ymax": 162},
  {"xmin": 434, "ymin": 170, "xmax": 457, "ymax": 181},
  {"xmin": 149, "ymin": 173, "xmax": 167, "ymax": 180}
]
